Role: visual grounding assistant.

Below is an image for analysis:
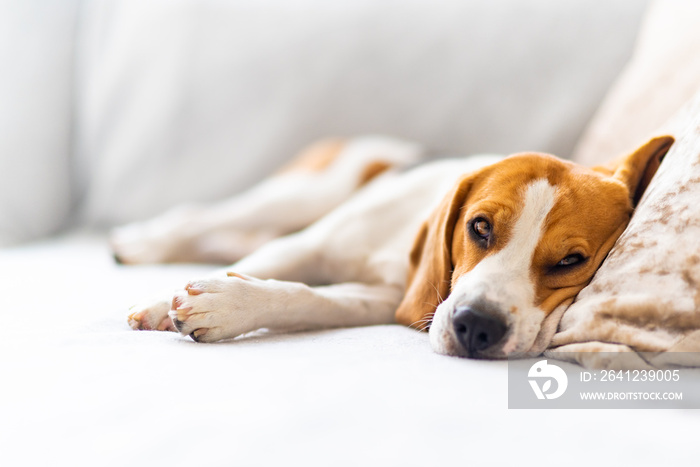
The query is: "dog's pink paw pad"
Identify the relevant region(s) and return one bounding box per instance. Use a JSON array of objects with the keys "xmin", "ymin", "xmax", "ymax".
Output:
[
  {"xmin": 128, "ymin": 310, "xmax": 147, "ymax": 330},
  {"xmin": 127, "ymin": 297, "xmax": 174, "ymax": 332},
  {"xmin": 128, "ymin": 308, "xmax": 173, "ymax": 331}
]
